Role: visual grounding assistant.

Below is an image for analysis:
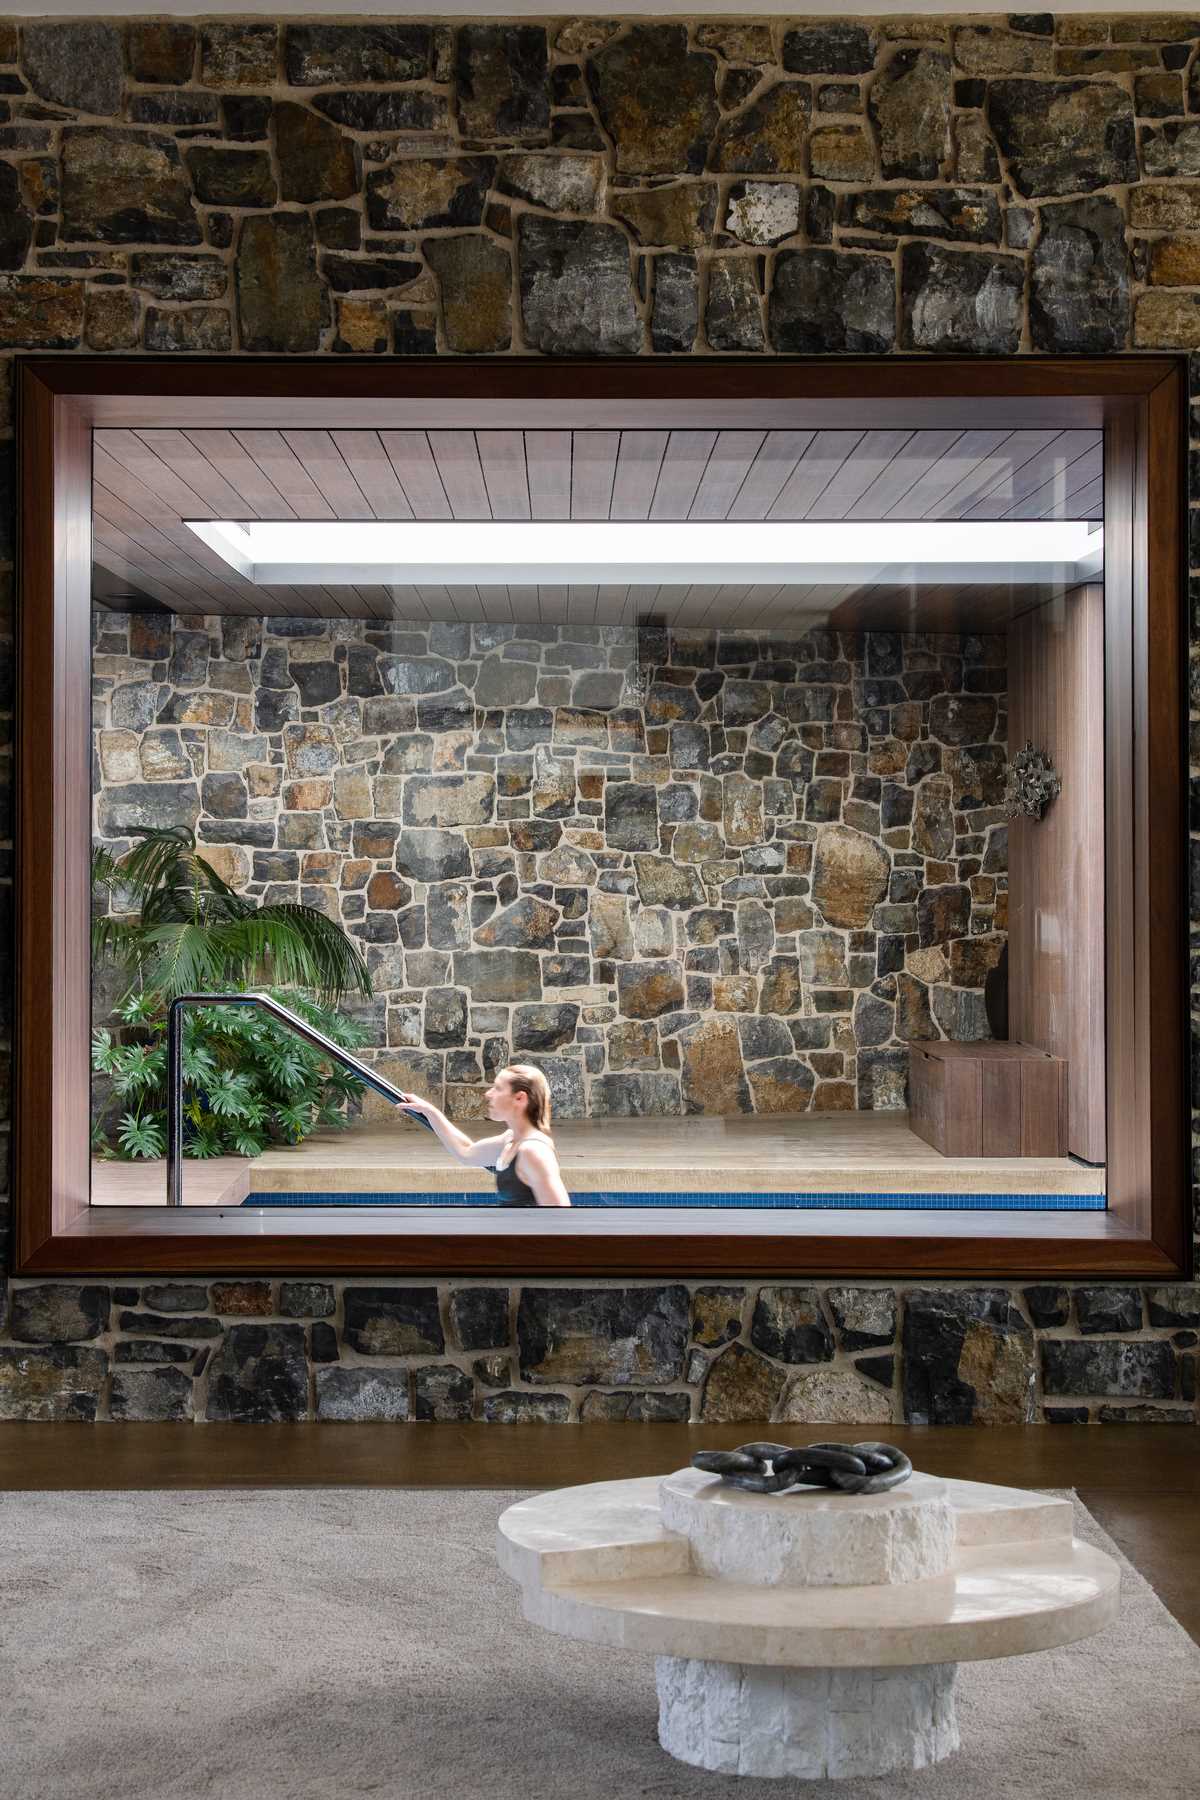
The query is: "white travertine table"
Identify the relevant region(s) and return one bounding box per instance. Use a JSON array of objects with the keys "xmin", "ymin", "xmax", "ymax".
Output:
[{"xmin": 497, "ymin": 1467, "xmax": 1121, "ymax": 1780}]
